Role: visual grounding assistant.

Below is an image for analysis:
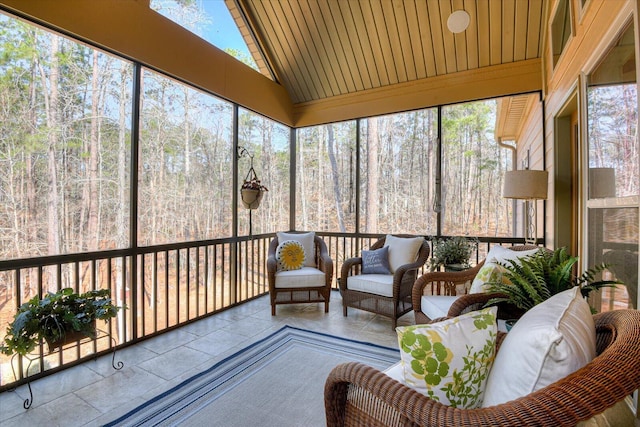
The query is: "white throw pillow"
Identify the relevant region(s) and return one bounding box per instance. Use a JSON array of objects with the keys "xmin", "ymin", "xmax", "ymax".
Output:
[
  {"xmin": 383, "ymin": 235, "xmax": 423, "ymax": 273},
  {"xmin": 482, "ymin": 287, "xmax": 596, "ymax": 407},
  {"xmin": 469, "ymin": 245, "xmax": 539, "ymax": 294},
  {"xmin": 276, "ymin": 231, "xmax": 315, "ymax": 267},
  {"xmin": 396, "ymin": 307, "xmax": 498, "ymax": 408}
]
